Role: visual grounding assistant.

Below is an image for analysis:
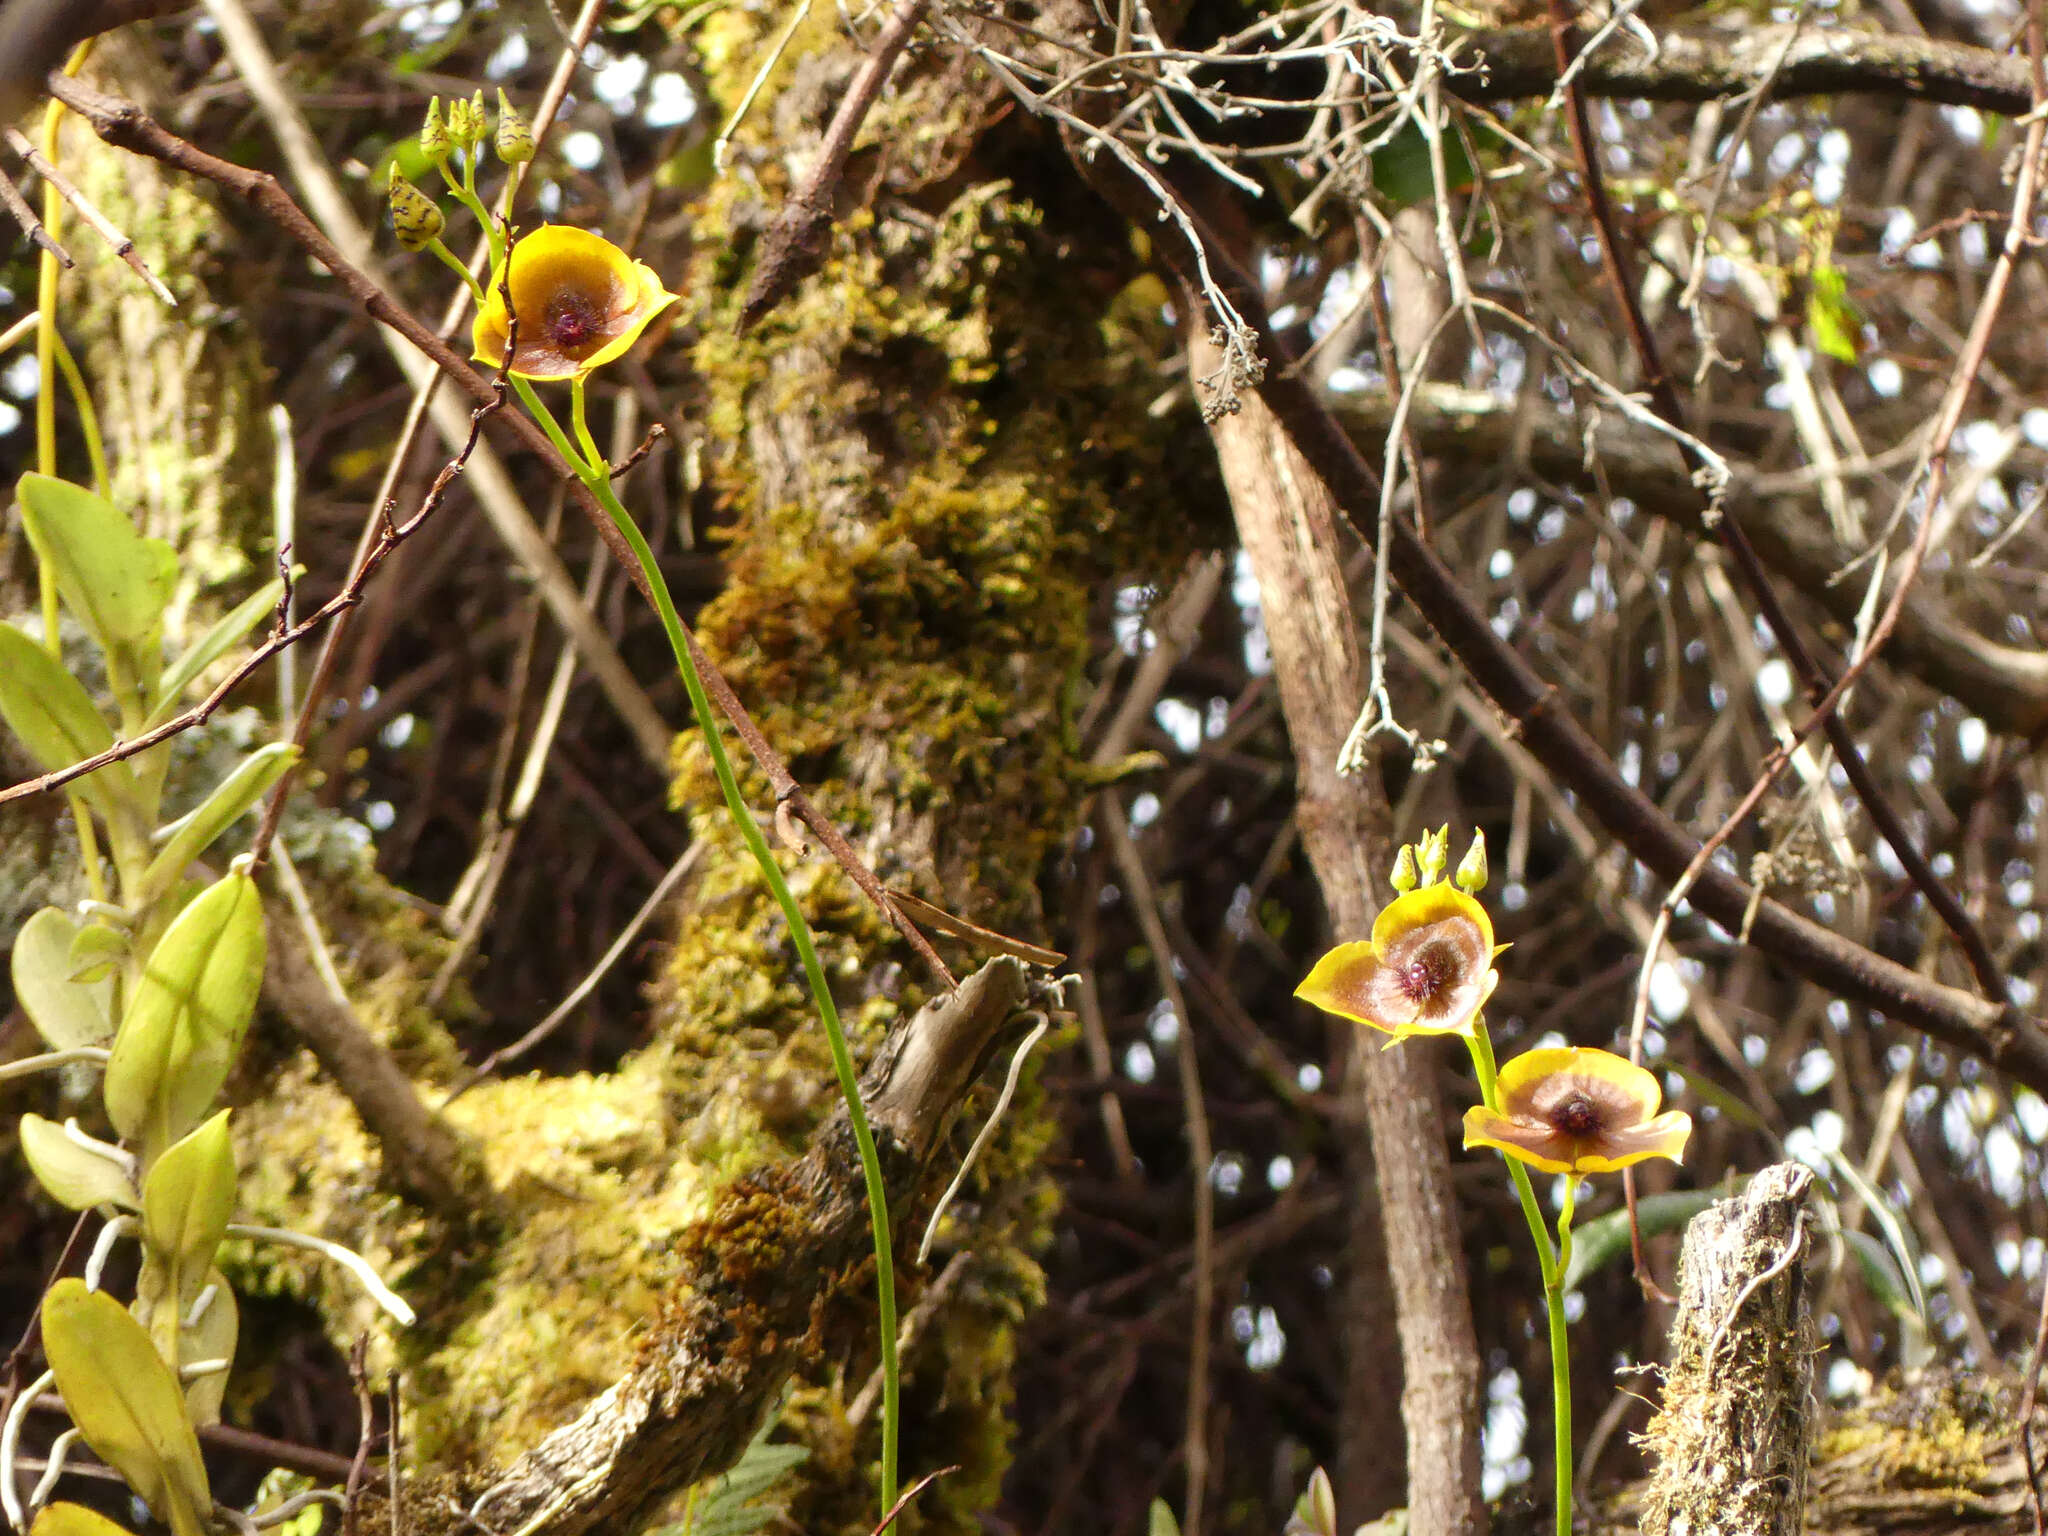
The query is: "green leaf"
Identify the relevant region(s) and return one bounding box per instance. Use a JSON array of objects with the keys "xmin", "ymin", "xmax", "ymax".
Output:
[
  {"xmin": 0, "ymin": 622, "xmax": 138, "ymax": 821},
  {"xmin": 41, "ymin": 1278, "xmax": 212, "ymax": 1536},
  {"xmin": 19, "ymin": 1114, "xmax": 135, "ymax": 1211},
  {"xmin": 1806, "ymin": 263, "xmax": 1861, "ymax": 364},
  {"xmin": 148, "ymin": 575, "xmax": 289, "ymax": 729},
  {"xmin": 656, "ymin": 1416, "xmax": 810, "ymax": 1536},
  {"xmin": 105, "ymin": 871, "xmax": 267, "ymax": 1154},
  {"xmin": 136, "ymin": 743, "xmax": 299, "ymax": 904},
  {"xmin": 1371, "ymin": 119, "xmax": 1479, "ymax": 210},
  {"xmin": 176, "ymin": 1268, "xmax": 238, "ymax": 1427},
  {"xmin": 1285, "ymin": 1467, "xmax": 1337, "ymax": 1536},
  {"xmin": 12, "ymin": 907, "xmax": 114, "ymax": 1050},
  {"xmin": 32, "ymin": 1503, "xmax": 140, "ymax": 1536},
  {"xmin": 1561, "ymin": 1189, "xmax": 1721, "ymax": 1293},
  {"xmin": 17, "ymin": 474, "xmax": 177, "ymax": 652},
  {"xmin": 67, "ymin": 921, "xmax": 129, "ymax": 986},
  {"xmin": 1149, "ymin": 1500, "xmax": 1182, "ymax": 1536},
  {"xmin": 141, "ymin": 1111, "xmax": 237, "ymax": 1302},
  {"xmin": 1824, "ymin": 1148, "xmax": 1927, "ymax": 1327}
]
